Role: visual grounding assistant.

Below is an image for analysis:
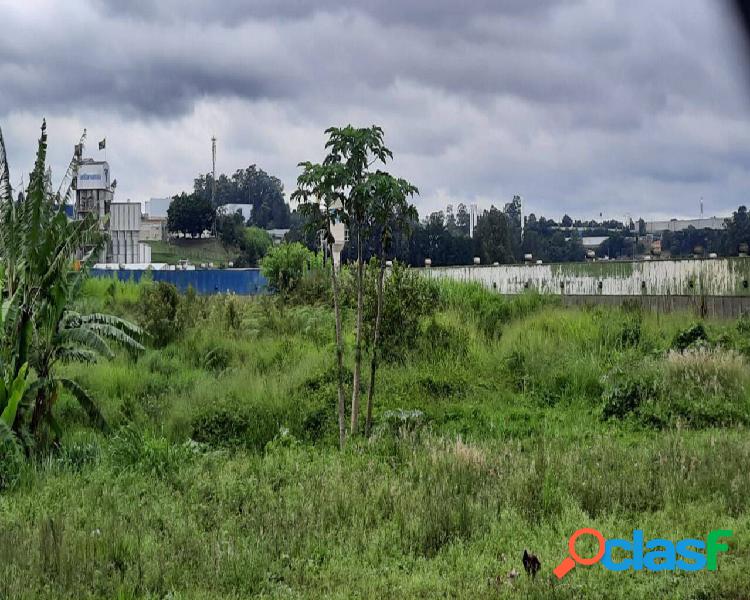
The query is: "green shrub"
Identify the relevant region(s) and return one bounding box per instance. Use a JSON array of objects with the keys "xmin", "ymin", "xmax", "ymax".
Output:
[
  {"xmin": 672, "ymin": 322, "xmax": 709, "ymax": 351},
  {"xmin": 236, "ymin": 226, "xmax": 273, "ymax": 267},
  {"xmin": 437, "ymin": 280, "xmax": 555, "ymax": 338},
  {"xmin": 419, "ymin": 315, "xmax": 470, "ymax": 358},
  {"xmin": 139, "ymin": 281, "xmax": 182, "ymax": 347},
  {"xmin": 290, "ymin": 267, "xmax": 331, "ymax": 305},
  {"xmin": 296, "ymin": 365, "xmax": 348, "ymax": 444},
  {"xmin": 189, "ymin": 395, "xmax": 296, "ymax": 451},
  {"xmin": 601, "ymin": 355, "xmax": 662, "ymax": 421},
  {"xmin": 261, "ymin": 243, "xmax": 320, "ymax": 295},
  {"xmin": 601, "ymin": 349, "xmax": 750, "ymax": 428},
  {"xmin": 109, "ymin": 425, "xmax": 195, "ymax": 478},
  {"xmin": 362, "ymin": 261, "xmax": 439, "ymax": 362}
]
